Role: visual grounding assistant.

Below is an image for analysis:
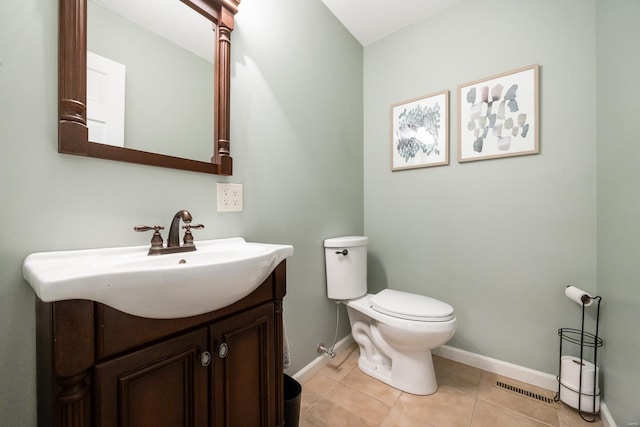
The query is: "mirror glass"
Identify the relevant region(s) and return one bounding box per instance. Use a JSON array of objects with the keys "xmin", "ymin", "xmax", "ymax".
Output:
[
  {"xmin": 87, "ymin": 0, "xmax": 215, "ymax": 162},
  {"xmin": 59, "ymin": 0, "xmax": 236, "ymax": 175}
]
